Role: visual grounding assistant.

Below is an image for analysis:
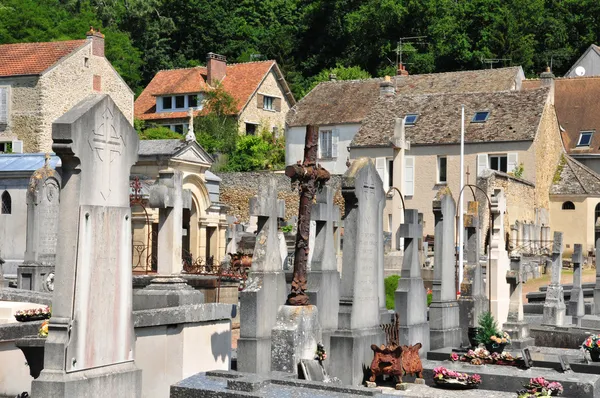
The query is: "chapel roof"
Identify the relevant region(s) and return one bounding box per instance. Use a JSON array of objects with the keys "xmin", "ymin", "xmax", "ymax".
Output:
[
  {"xmin": 0, "ymin": 153, "xmax": 61, "ymax": 171},
  {"xmin": 286, "ymin": 66, "xmax": 523, "ymax": 127},
  {"xmin": 351, "ymin": 87, "xmax": 549, "ymax": 147},
  {"xmin": 550, "ymin": 154, "xmax": 600, "ymax": 196},
  {"xmin": 0, "ymin": 40, "xmax": 87, "ymax": 77},
  {"xmin": 137, "ymin": 139, "xmax": 189, "ymax": 156}
]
